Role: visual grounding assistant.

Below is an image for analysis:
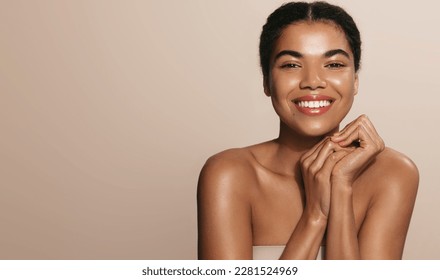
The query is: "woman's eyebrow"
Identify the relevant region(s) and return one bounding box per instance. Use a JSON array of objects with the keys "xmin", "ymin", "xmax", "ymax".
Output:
[
  {"xmin": 274, "ymin": 49, "xmax": 350, "ymax": 61},
  {"xmin": 324, "ymin": 49, "xmax": 350, "ymax": 58},
  {"xmin": 274, "ymin": 50, "xmax": 303, "ymax": 60}
]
